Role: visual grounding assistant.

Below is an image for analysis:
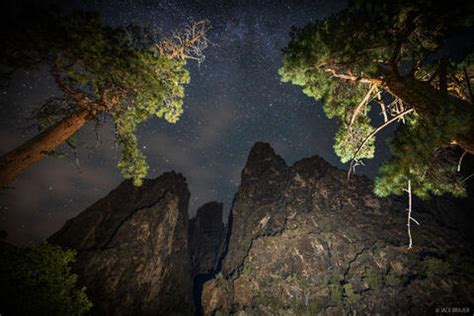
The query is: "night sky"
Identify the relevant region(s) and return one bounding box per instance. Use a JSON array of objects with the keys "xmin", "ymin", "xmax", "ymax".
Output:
[{"xmin": 0, "ymin": 0, "xmax": 394, "ymax": 244}]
